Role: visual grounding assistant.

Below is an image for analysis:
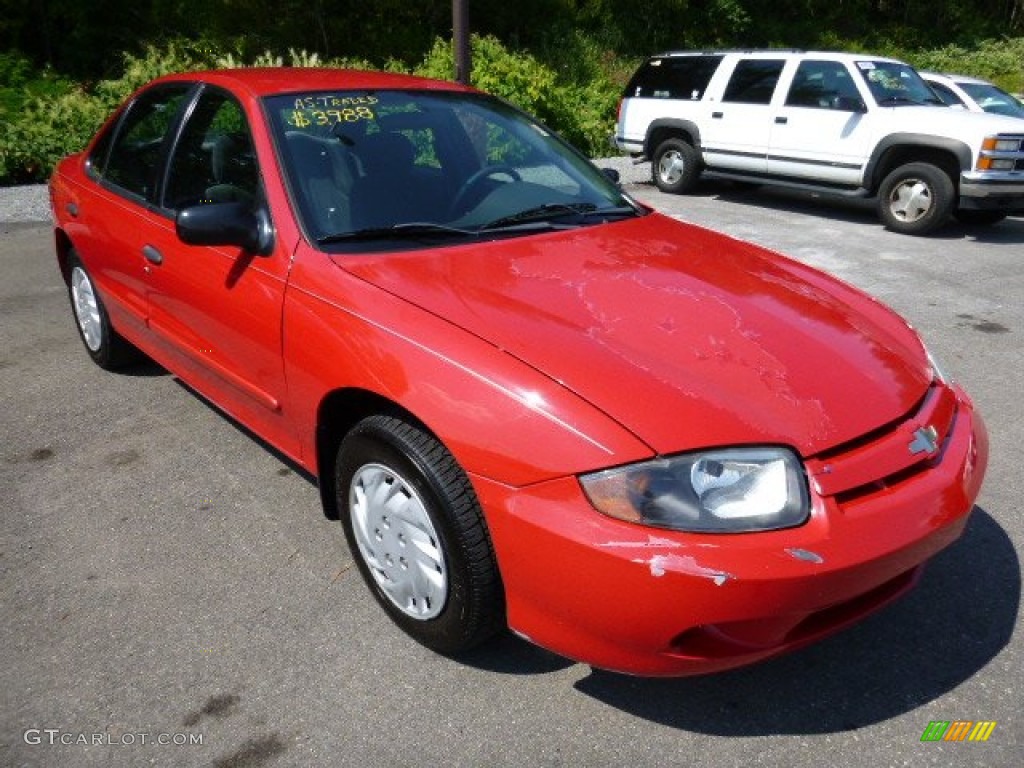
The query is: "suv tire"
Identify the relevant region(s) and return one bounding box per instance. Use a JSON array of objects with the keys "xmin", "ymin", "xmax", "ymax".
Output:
[
  {"xmin": 652, "ymin": 138, "xmax": 702, "ymax": 194},
  {"xmin": 877, "ymin": 162, "xmax": 955, "ymax": 235}
]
